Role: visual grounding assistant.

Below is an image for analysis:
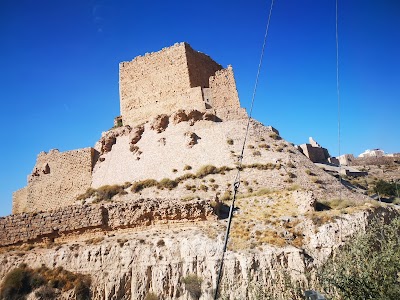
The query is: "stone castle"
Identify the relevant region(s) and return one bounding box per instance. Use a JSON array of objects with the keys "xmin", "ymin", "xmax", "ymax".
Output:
[{"xmin": 12, "ymin": 42, "xmax": 247, "ymax": 214}]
